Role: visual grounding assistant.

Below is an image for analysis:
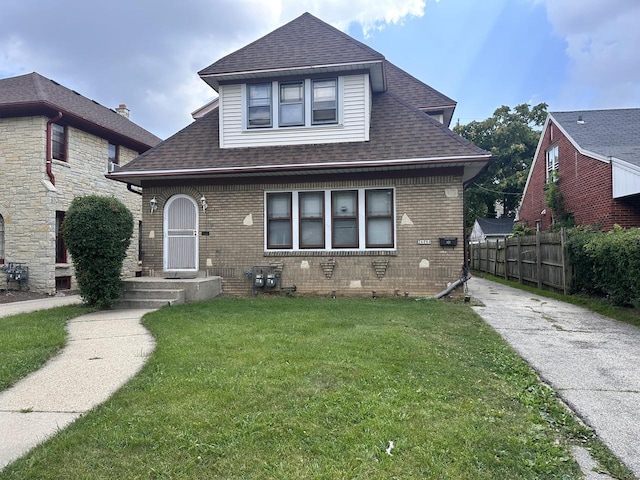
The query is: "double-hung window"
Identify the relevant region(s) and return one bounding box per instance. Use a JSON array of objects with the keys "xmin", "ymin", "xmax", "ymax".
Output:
[
  {"xmin": 299, "ymin": 192, "xmax": 324, "ymax": 248},
  {"xmin": 365, "ymin": 189, "xmax": 394, "ymax": 248},
  {"xmin": 51, "ymin": 123, "xmax": 67, "ymax": 161},
  {"xmin": 331, "ymin": 190, "xmax": 358, "ymax": 248},
  {"xmin": 546, "ymin": 145, "xmax": 558, "ymax": 182},
  {"xmin": 279, "ymin": 81, "xmax": 304, "ymax": 127},
  {"xmin": 312, "ymin": 79, "xmax": 337, "ymax": 124},
  {"xmin": 247, "ymin": 83, "xmax": 272, "ymax": 128},
  {"xmin": 265, "ymin": 188, "xmax": 394, "ymax": 251},
  {"xmin": 266, "ymin": 193, "xmax": 292, "ymax": 248}
]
